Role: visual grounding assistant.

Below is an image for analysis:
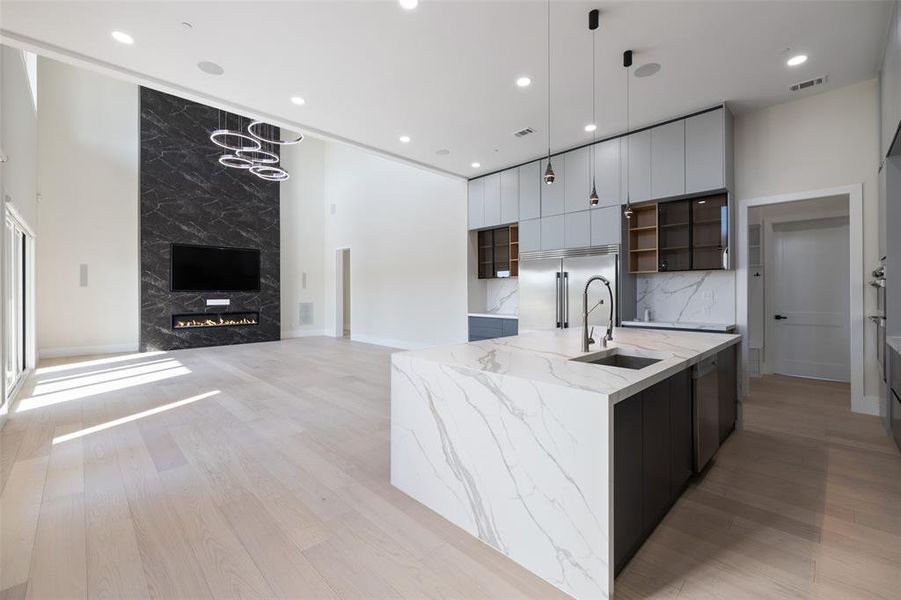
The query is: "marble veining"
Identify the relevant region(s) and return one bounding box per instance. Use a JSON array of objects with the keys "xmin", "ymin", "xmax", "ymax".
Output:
[
  {"xmin": 391, "ymin": 327, "xmax": 740, "ymax": 599},
  {"xmin": 140, "ymin": 87, "xmax": 280, "ymax": 351},
  {"xmin": 636, "ymin": 270, "xmax": 735, "ymax": 325},
  {"xmin": 486, "ymin": 277, "xmax": 519, "ymax": 315}
]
